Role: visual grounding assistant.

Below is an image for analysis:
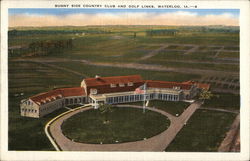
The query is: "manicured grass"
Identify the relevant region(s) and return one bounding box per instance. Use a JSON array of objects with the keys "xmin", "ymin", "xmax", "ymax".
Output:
[
  {"xmin": 8, "ymin": 26, "xmax": 239, "ymax": 151},
  {"xmin": 136, "ymin": 33, "xmax": 239, "ymax": 46},
  {"xmin": 49, "ymin": 61, "xmax": 201, "ymax": 82},
  {"xmin": 8, "ymin": 61, "xmax": 82, "ymax": 150},
  {"xmin": 218, "ymin": 52, "xmax": 239, "ymax": 58},
  {"xmin": 148, "ymin": 100, "xmax": 190, "ymax": 116},
  {"xmin": 141, "ymin": 58, "xmax": 239, "ymax": 72},
  {"xmin": 61, "ymin": 107, "xmax": 170, "ymax": 144},
  {"xmin": 202, "ymin": 93, "xmax": 240, "ymax": 111},
  {"xmin": 165, "ymin": 109, "xmax": 236, "ymax": 152},
  {"xmin": 8, "ymin": 104, "xmax": 68, "ymax": 151}
]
